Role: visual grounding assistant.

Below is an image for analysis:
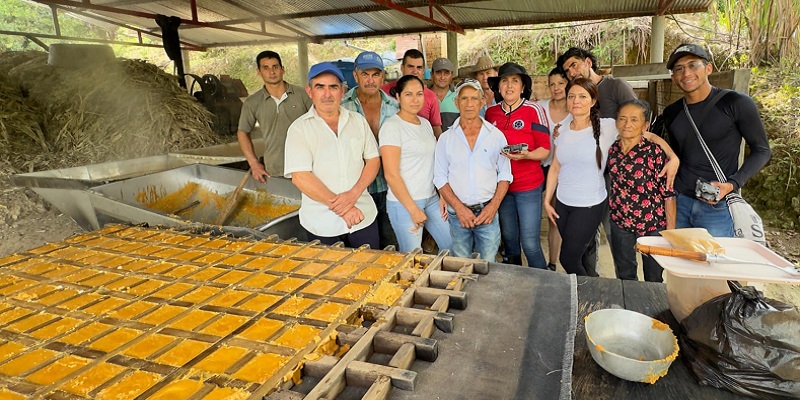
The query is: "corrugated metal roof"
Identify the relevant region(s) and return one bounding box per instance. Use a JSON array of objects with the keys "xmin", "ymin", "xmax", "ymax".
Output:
[{"xmin": 29, "ymin": 0, "xmax": 714, "ymax": 50}]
